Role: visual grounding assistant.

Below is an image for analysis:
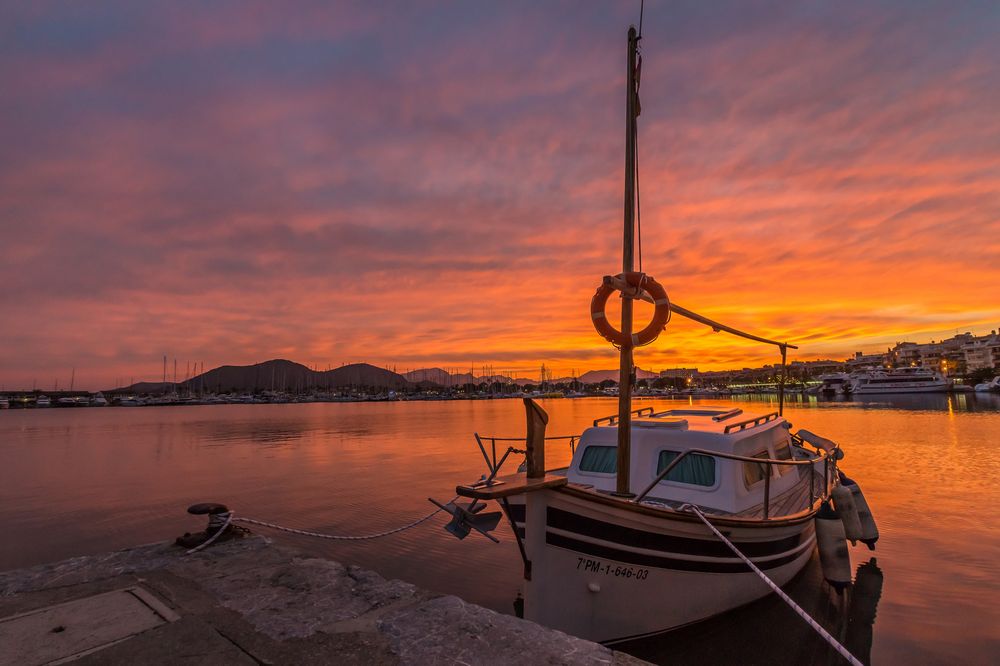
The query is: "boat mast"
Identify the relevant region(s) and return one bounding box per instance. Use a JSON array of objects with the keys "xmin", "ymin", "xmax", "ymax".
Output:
[{"xmin": 616, "ymin": 26, "xmax": 639, "ymax": 496}]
